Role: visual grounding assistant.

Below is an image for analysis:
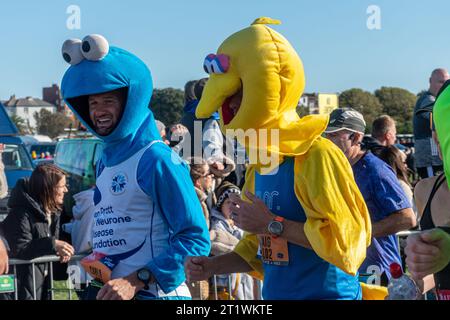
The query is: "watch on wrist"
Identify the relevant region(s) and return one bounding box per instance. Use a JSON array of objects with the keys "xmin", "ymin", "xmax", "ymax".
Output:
[
  {"xmin": 137, "ymin": 268, "xmax": 153, "ymax": 290},
  {"xmin": 268, "ymin": 216, "xmax": 284, "ymax": 238}
]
